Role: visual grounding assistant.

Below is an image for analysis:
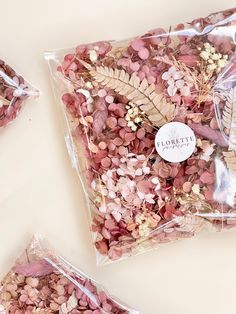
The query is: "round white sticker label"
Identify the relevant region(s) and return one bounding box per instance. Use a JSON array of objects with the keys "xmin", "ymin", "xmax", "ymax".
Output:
[{"xmin": 155, "ymin": 122, "xmax": 196, "ymax": 163}]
